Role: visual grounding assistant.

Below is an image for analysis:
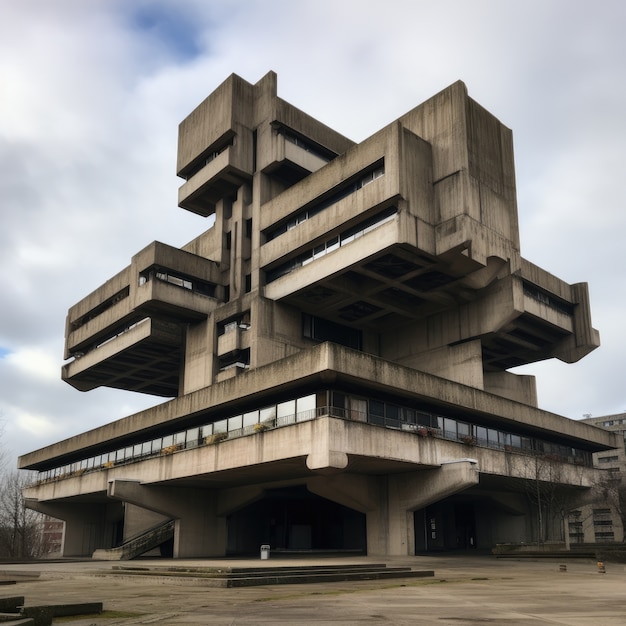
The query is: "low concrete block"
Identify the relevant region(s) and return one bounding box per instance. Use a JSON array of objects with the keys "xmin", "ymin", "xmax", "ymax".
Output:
[
  {"xmin": 19, "ymin": 606, "xmax": 53, "ymax": 626},
  {"xmin": 0, "ymin": 599, "xmax": 24, "ymax": 613},
  {"xmin": 49, "ymin": 603, "xmax": 103, "ymax": 617}
]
